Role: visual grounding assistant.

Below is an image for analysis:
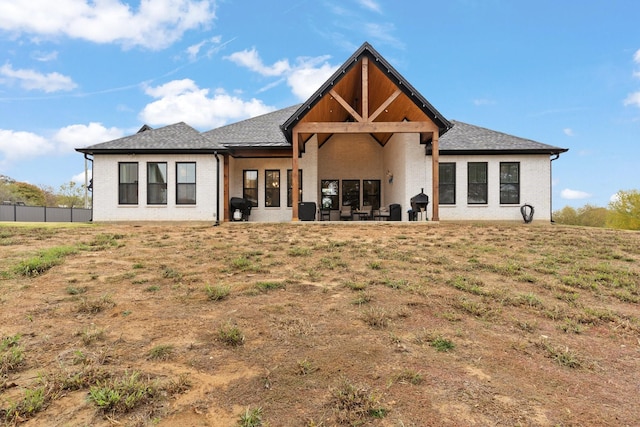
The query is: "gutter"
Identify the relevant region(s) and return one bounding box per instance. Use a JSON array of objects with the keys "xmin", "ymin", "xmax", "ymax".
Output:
[
  {"xmin": 84, "ymin": 153, "xmax": 94, "ymax": 221},
  {"xmin": 214, "ymin": 151, "xmax": 220, "ymax": 226},
  {"xmin": 550, "ymin": 152, "xmax": 560, "ymax": 223}
]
